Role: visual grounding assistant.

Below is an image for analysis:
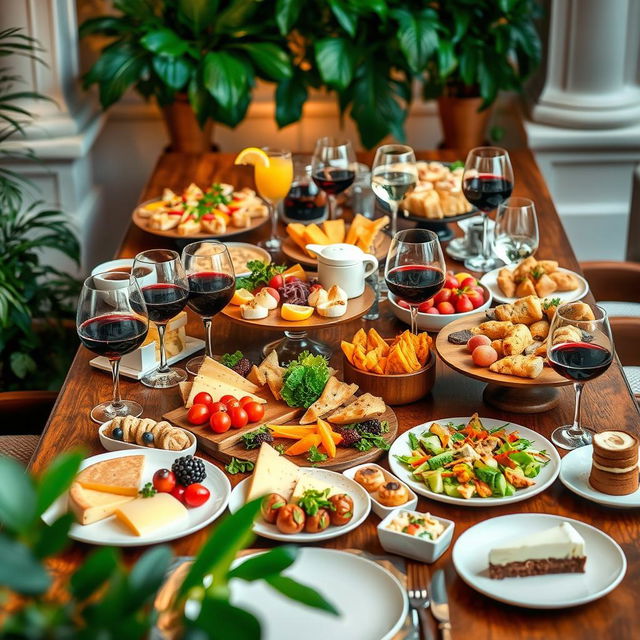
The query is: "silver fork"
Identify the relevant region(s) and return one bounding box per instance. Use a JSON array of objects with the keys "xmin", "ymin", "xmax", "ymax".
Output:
[{"xmin": 407, "ymin": 587, "xmax": 431, "ymax": 640}]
